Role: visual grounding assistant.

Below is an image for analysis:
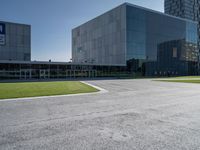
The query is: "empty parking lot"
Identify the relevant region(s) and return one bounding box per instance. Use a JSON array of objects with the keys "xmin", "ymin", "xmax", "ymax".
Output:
[{"xmin": 1, "ymin": 79, "xmax": 200, "ymax": 150}]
